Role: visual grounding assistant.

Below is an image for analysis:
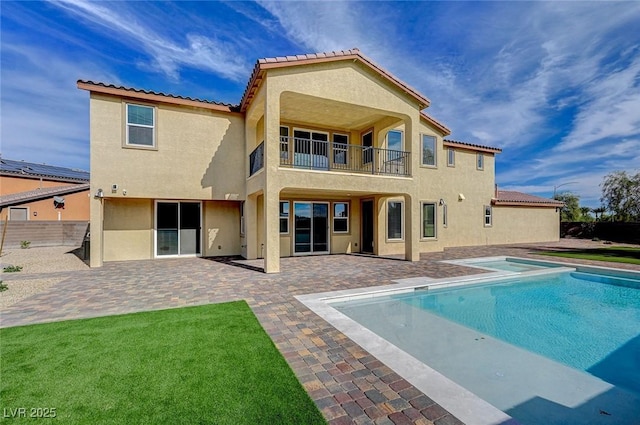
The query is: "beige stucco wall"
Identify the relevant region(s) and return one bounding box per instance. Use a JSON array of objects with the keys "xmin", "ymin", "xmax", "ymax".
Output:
[
  {"xmin": 490, "ymin": 206, "xmax": 560, "ymax": 244},
  {"xmin": 103, "ymin": 198, "xmax": 153, "ymax": 261},
  {"xmin": 203, "ymin": 201, "xmax": 241, "ymax": 256},
  {"xmin": 89, "ymin": 94, "xmax": 246, "ymax": 201}
]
